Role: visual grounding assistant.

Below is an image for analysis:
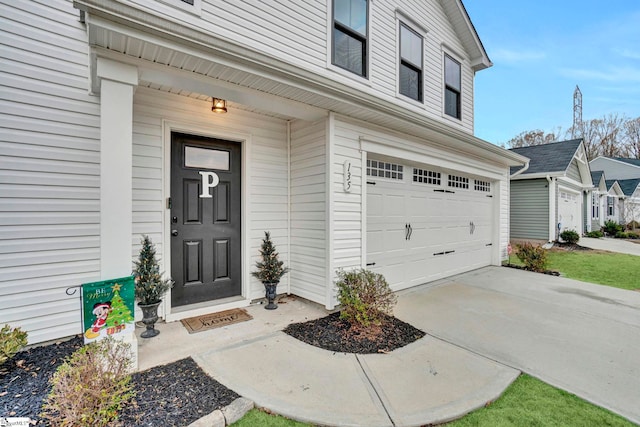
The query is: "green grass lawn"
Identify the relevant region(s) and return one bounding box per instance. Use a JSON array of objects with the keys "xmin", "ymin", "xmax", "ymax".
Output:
[
  {"xmin": 231, "ymin": 375, "xmax": 634, "ymax": 426},
  {"xmin": 507, "ymin": 248, "xmax": 640, "ymax": 290}
]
